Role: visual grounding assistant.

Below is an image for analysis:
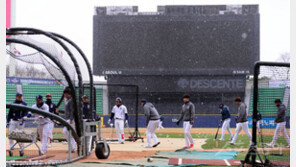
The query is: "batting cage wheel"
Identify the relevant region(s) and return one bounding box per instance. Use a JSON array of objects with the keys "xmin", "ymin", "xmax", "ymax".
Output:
[{"xmin": 95, "ymin": 142, "xmax": 110, "ymax": 159}]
